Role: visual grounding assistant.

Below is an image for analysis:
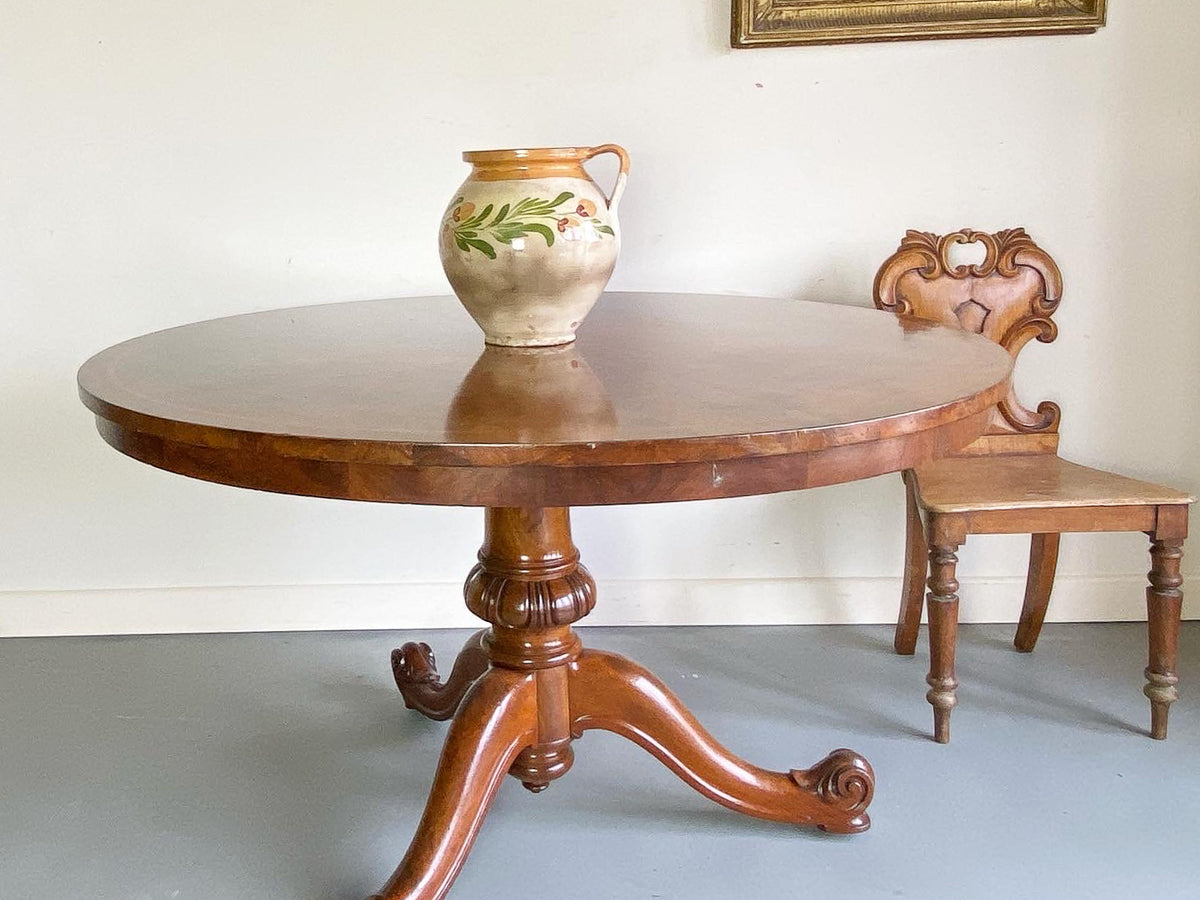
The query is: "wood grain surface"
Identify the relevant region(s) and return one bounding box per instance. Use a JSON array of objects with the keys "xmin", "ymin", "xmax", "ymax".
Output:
[{"xmin": 79, "ymin": 292, "xmax": 1012, "ymax": 507}]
